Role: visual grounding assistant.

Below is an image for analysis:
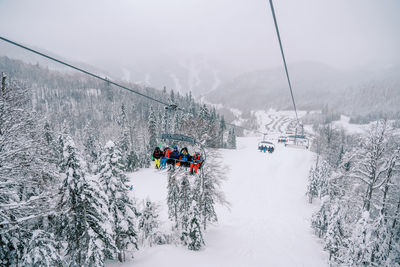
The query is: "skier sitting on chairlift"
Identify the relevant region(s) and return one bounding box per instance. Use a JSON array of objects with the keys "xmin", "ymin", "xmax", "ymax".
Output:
[
  {"xmin": 153, "ymin": 147, "xmax": 162, "ymax": 169},
  {"xmin": 177, "ymin": 147, "xmax": 190, "ymax": 167},
  {"xmin": 190, "ymin": 152, "xmax": 203, "ymax": 175},
  {"xmin": 169, "ymin": 146, "xmax": 180, "ymax": 165},
  {"xmin": 160, "ymin": 147, "xmax": 169, "ymax": 169},
  {"xmin": 268, "ymin": 146, "xmax": 274, "ymax": 153}
]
